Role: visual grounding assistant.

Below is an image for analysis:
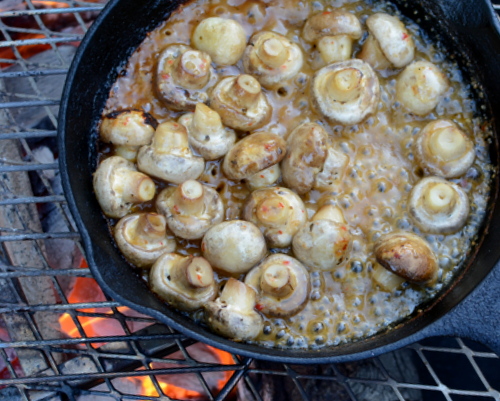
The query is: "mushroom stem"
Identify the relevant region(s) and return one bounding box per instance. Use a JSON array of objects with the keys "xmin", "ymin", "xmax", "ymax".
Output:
[
  {"xmin": 154, "ymin": 122, "xmax": 190, "ymax": 155},
  {"xmin": 173, "ymin": 180, "xmax": 205, "ymax": 215},
  {"xmin": 312, "ymin": 205, "xmax": 346, "ymax": 223},
  {"xmin": 186, "ymin": 257, "xmax": 214, "ymax": 288},
  {"xmin": 327, "ymin": 68, "xmax": 363, "ymax": 102},
  {"xmin": 227, "ymin": 75, "xmax": 262, "ymax": 110},
  {"xmin": 114, "ymin": 145, "xmax": 139, "ymax": 162},
  {"xmin": 260, "ymin": 264, "xmax": 295, "ymax": 298},
  {"xmin": 423, "ymin": 183, "xmax": 456, "ymax": 214},
  {"xmin": 117, "ymin": 171, "xmax": 156, "ymax": 203},
  {"xmin": 173, "ymin": 50, "xmax": 210, "ymax": 89},
  {"xmin": 192, "ymin": 103, "xmax": 224, "ymax": 136},
  {"xmin": 220, "ymin": 278, "xmax": 256, "ymax": 311},
  {"xmin": 257, "ymin": 38, "xmax": 289, "ymax": 69},
  {"xmin": 256, "ymin": 197, "xmax": 289, "ymax": 226},
  {"xmin": 317, "ymin": 35, "xmax": 353, "ymax": 64},
  {"xmin": 429, "ymin": 127, "xmax": 467, "ymax": 160},
  {"xmin": 135, "ymin": 213, "xmax": 167, "ymax": 240}
]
